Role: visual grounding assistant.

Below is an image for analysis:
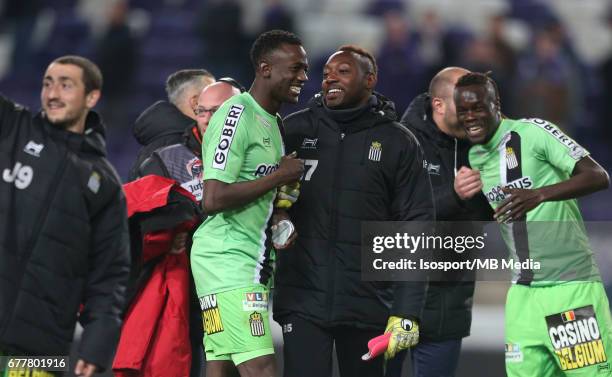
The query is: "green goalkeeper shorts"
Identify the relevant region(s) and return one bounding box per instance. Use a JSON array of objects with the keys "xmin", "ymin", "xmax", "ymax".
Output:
[
  {"xmin": 199, "ymin": 284, "xmax": 274, "ymax": 365},
  {"xmin": 505, "ymin": 281, "xmax": 612, "ymax": 377}
]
